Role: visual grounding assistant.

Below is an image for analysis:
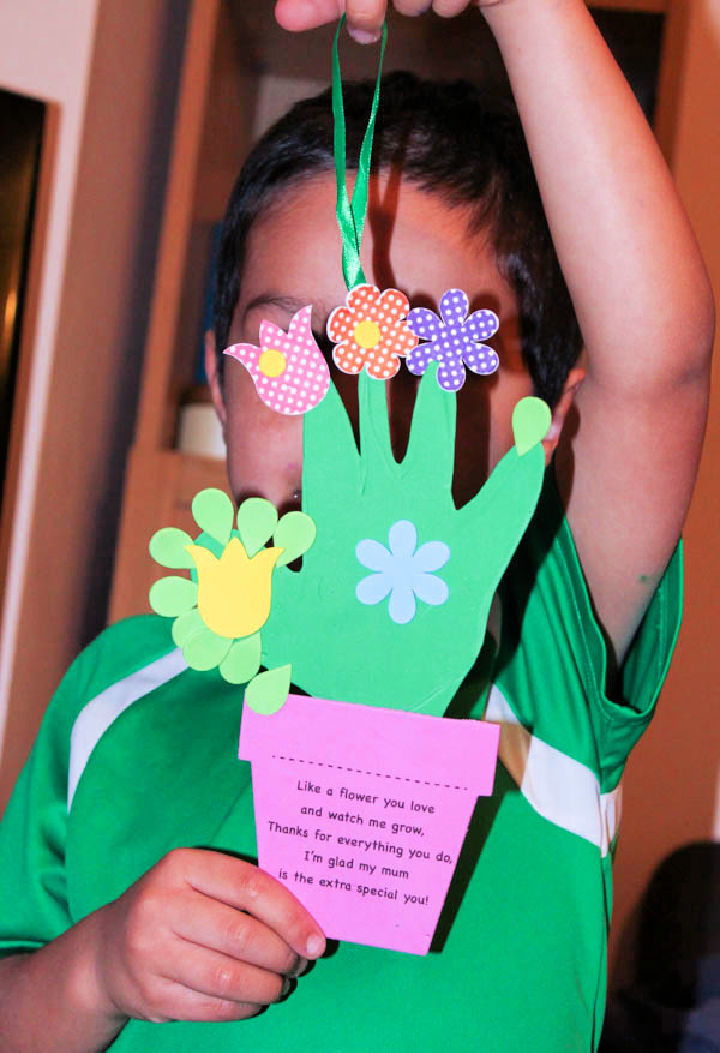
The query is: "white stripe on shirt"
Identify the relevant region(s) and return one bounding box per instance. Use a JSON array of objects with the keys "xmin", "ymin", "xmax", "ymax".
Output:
[
  {"xmin": 68, "ymin": 648, "xmax": 187, "ymax": 808},
  {"xmin": 485, "ymin": 683, "xmax": 621, "ymax": 856},
  {"xmin": 67, "ymin": 656, "xmax": 620, "ymax": 854}
]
